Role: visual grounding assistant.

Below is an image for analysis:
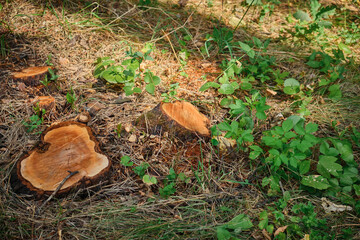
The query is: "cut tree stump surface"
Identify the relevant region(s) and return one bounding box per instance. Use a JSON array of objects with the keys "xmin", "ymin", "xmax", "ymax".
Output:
[
  {"xmin": 136, "ymin": 101, "xmax": 211, "ymax": 139},
  {"xmin": 15, "ymin": 122, "xmax": 110, "ymax": 195},
  {"xmin": 32, "ymin": 96, "xmax": 55, "ymax": 112},
  {"xmin": 12, "ymin": 66, "xmax": 52, "ymax": 86}
]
